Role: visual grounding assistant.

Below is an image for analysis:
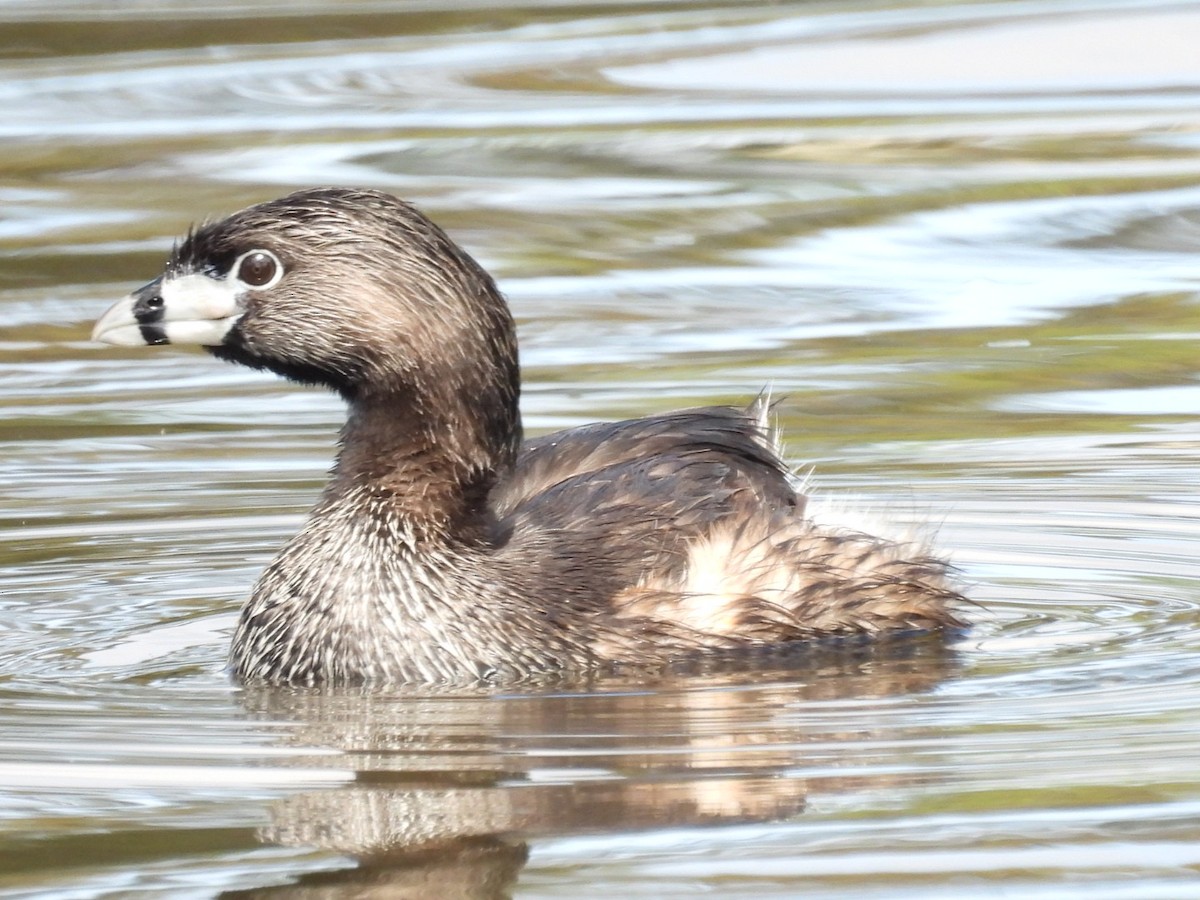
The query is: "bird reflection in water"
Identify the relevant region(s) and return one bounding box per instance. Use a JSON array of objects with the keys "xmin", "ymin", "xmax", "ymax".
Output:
[{"xmin": 221, "ymin": 640, "xmax": 958, "ymax": 899}]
